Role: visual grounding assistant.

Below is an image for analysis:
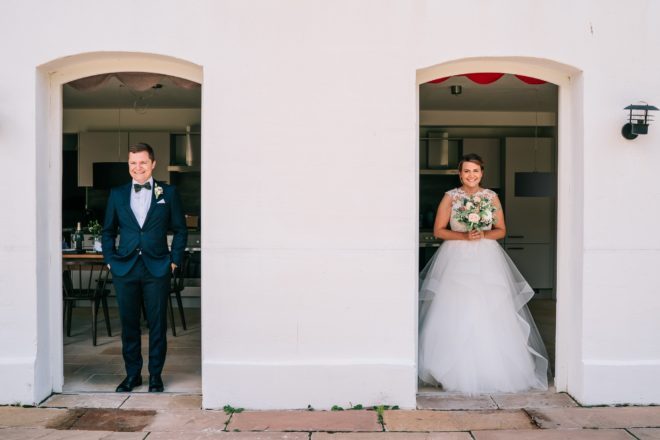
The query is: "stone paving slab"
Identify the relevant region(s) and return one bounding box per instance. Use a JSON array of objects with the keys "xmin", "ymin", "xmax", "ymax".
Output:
[
  {"xmin": 382, "ymin": 409, "xmax": 535, "ymax": 431},
  {"xmin": 143, "ymin": 409, "xmax": 229, "ymax": 432},
  {"xmin": 472, "ymin": 428, "xmax": 635, "ymax": 439},
  {"xmin": 312, "ymin": 433, "xmax": 473, "ymax": 439},
  {"xmin": 491, "ymin": 392, "xmax": 578, "ymax": 409},
  {"xmin": 0, "ymin": 407, "xmax": 71, "ymax": 429},
  {"xmin": 228, "ymin": 410, "xmax": 381, "ymax": 432},
  {"xmin": 528, "ymin": 406, "xmax": 660, "ymax": 429},
  {"xmin": 69, "ymin": 409, "xmax": 157, "ymax": 432},
  {"xmin": 417, "ymin": 394, "xmax": 497, "ymax": 410},
  {"xmin": 628, "ymin": 428, "xmax": 660, "ymax": 440},
  {"xmin": 0, "ymin": 427, "xmax": 146, "ymax": 439},
  {"xmin": 120, "ymin": 394, "xmax": 202, "ymax": 410},
  {"xmin": 147, "ymin": 433, "xmax": 308, "ymax": 439},
  {"xmin": 41, "ymin": 393, "xmax": 128, "ymax": 409}
]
